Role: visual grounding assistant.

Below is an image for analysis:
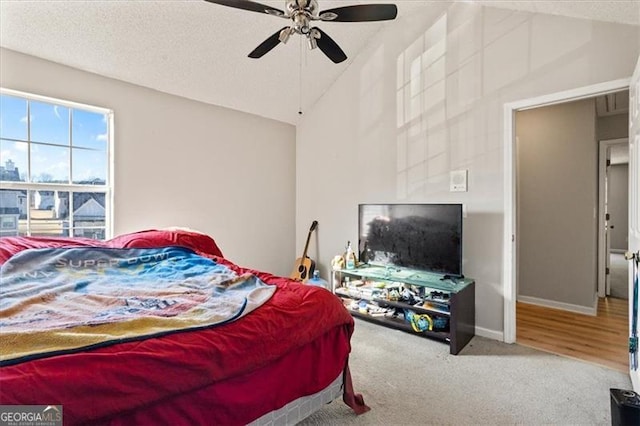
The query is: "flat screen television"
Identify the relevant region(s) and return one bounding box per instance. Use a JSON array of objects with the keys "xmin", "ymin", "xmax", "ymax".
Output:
[{"xmin": 358, "ymin": 203, "xmax": 463, "ymax": 276}]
